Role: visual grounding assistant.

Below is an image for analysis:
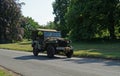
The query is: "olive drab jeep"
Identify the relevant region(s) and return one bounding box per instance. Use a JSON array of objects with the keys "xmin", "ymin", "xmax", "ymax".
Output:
[{"xmin": 31, "ymin": 29, "xmax": 73, "ymax": 58}]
